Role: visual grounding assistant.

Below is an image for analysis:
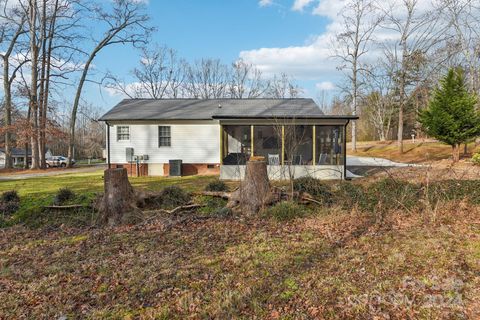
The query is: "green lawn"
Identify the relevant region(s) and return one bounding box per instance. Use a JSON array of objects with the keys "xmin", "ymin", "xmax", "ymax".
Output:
[{"xmin": 0, "ymin": 171, "xmax": 219, "ymax": 227}]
